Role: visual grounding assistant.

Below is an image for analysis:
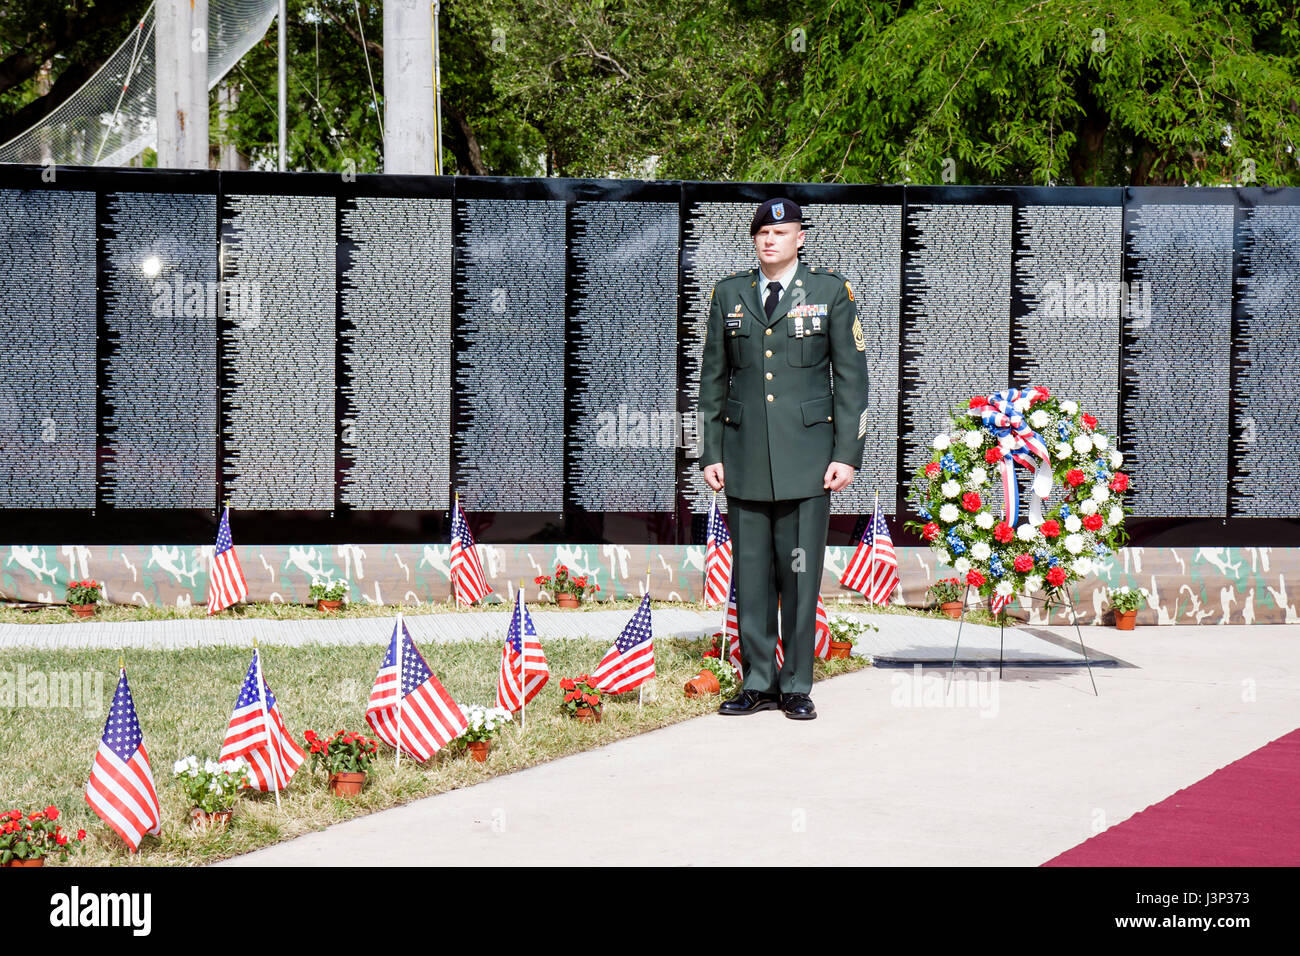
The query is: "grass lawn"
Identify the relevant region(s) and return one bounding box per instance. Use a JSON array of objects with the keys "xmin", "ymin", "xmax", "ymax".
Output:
[{"xmin": 0, "ymin": 636, "xmax": 869, "ymax": 866}]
